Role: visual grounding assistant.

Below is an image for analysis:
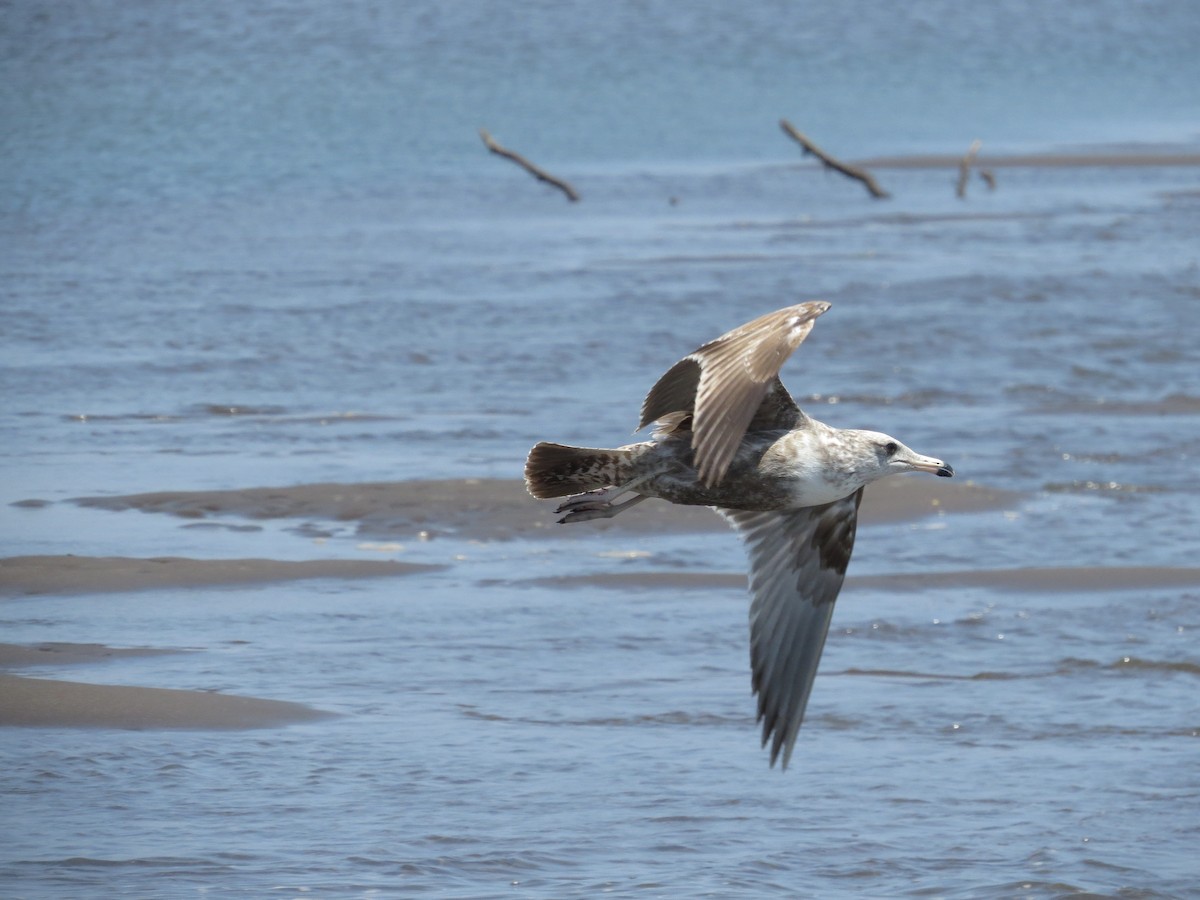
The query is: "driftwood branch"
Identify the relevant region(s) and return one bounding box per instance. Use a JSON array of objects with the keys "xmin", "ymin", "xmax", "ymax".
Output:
[
  {"xmin": 956, "ymin": 139, "xmax": 996, "ymax": 197},
  {"xmin": 956, "ymin": 138, "xmax": 982, "ymax": 198},
  {"xmin": 478, "ymin": 128, "xmax": 579, "ymax": 202},
  {"xmin": 779, "ymin": 119, "xmax": 890, "ymax": 199}
]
